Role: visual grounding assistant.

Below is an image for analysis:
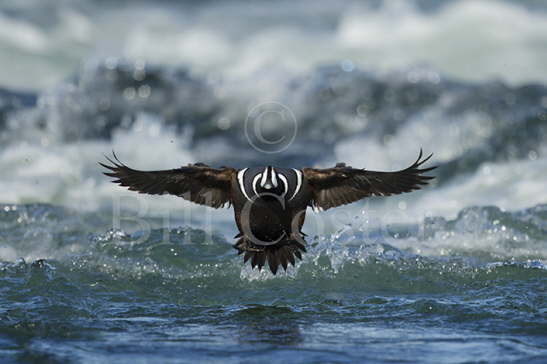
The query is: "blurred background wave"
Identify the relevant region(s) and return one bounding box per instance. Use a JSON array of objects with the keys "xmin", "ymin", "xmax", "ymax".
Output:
[{"xmin": 1, "ymin": 0, "xmax": 545, "ymax": 219}]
